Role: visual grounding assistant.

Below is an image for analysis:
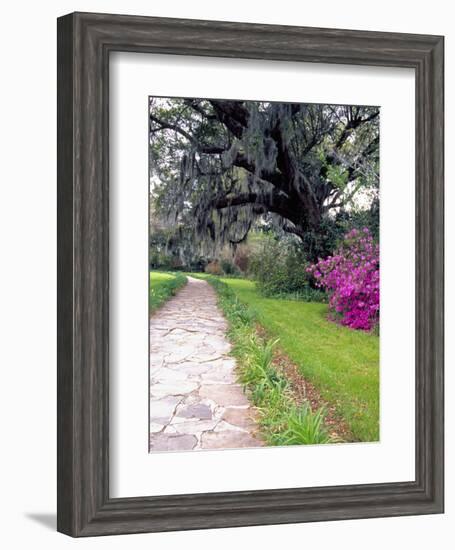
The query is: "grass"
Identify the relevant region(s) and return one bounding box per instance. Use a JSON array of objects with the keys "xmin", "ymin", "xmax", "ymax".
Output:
[
  {"xmin": 218, "ymin": 277, "xmax": 379, "ymax": 442},
  {"xmin": 197, "ymin": 275, "xmax": 335, "ymax": 446},
  {"xmin": 149, "ymin": 271, "xmax": 187, "ymax": 313}
]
